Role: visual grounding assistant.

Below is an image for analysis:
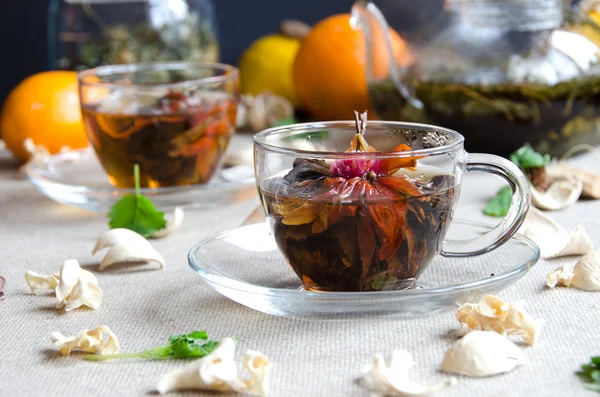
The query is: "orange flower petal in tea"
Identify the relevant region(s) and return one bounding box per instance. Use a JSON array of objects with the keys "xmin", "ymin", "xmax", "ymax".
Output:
[
  {"xmin": 379, "ymin": 143, "xmax": 425, "ymax": 174},
  {"xmin": 96, "ymin": 114, "xmax": 151, "ymax": 139},
  {"xmin": 377, "ymin": 176, "xmax": 423, "ymax": 198}
]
